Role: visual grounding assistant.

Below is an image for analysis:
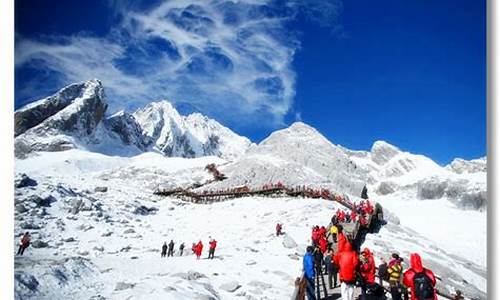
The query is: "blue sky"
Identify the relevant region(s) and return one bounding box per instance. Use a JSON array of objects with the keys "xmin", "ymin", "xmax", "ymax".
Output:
[{"xmin": 15, "ymin": 0, "xmax": 485, "ymax": 164}]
